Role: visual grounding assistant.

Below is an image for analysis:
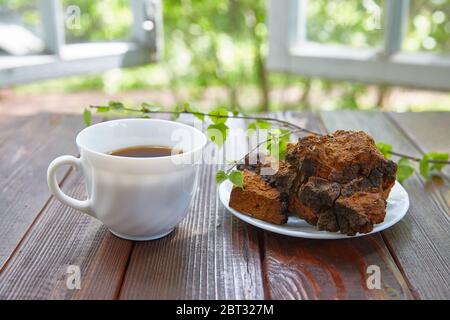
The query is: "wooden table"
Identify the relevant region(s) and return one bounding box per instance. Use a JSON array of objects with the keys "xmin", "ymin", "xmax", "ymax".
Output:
[{"xmin": 0, "ymin": 111, "xmax": 449, "ymax": 300}]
